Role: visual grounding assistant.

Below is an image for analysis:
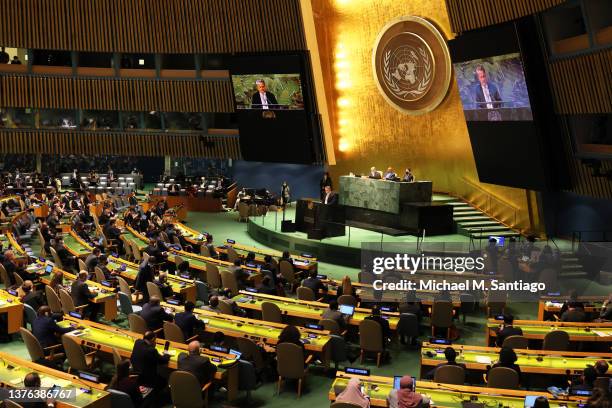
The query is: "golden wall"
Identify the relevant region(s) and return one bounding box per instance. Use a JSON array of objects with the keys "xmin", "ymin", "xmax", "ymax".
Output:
[{"xmin": 309, "ymin": 0, "xmax": 541, "ymax": 233}]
